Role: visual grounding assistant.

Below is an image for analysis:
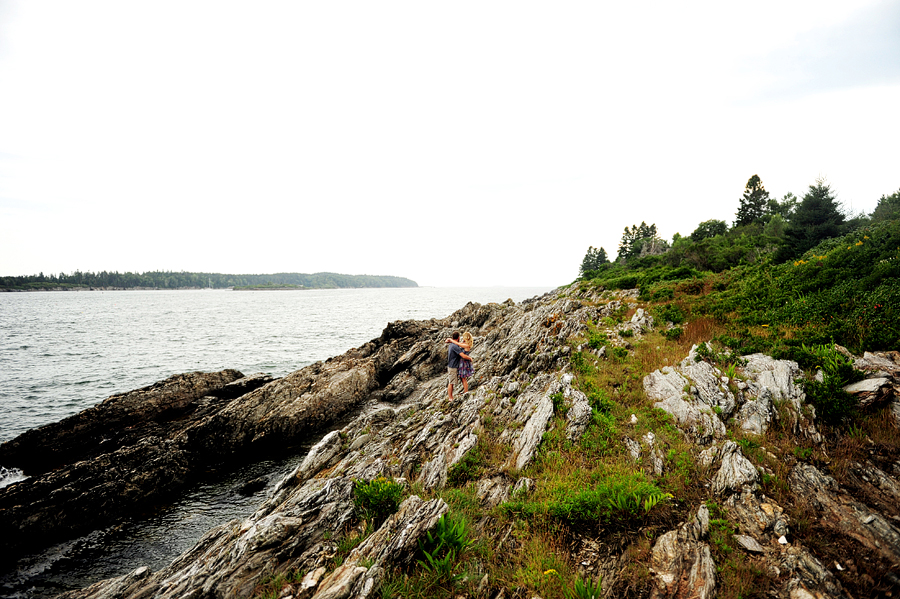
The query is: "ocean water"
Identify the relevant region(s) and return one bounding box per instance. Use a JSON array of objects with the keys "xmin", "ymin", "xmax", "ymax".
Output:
[{"xmin": 0, "ymin": 286, "xmax": 553, "ymax": 597}]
